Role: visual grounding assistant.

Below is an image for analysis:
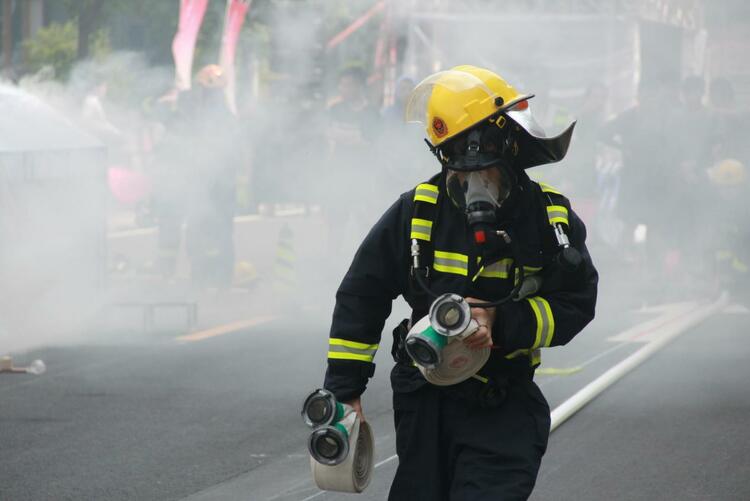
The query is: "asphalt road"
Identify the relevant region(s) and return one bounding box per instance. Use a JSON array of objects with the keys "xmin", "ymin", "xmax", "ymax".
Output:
[{"xmin": 2, "ymin": 216, "xmax": 748, "ymax": 500}]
